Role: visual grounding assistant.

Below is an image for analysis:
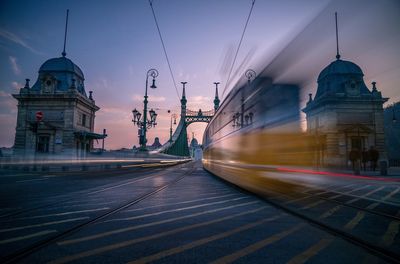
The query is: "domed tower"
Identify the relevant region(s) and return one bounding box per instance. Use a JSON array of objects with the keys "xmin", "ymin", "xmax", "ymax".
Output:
[
  {"xmin": 302, "ymin": 14, "xmax": 388, "ymax": 169},
  {"xmin": 12, "ymin": 10, "xmax": 106, "ymax": 157}
]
